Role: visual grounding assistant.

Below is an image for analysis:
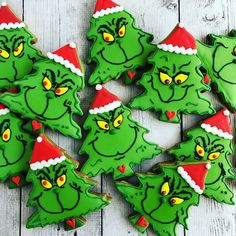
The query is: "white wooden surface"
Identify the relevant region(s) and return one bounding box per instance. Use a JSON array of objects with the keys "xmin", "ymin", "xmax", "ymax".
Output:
[{"xmin": 0, "ymin": 0, "xmax": 235, "ymax": 236}]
